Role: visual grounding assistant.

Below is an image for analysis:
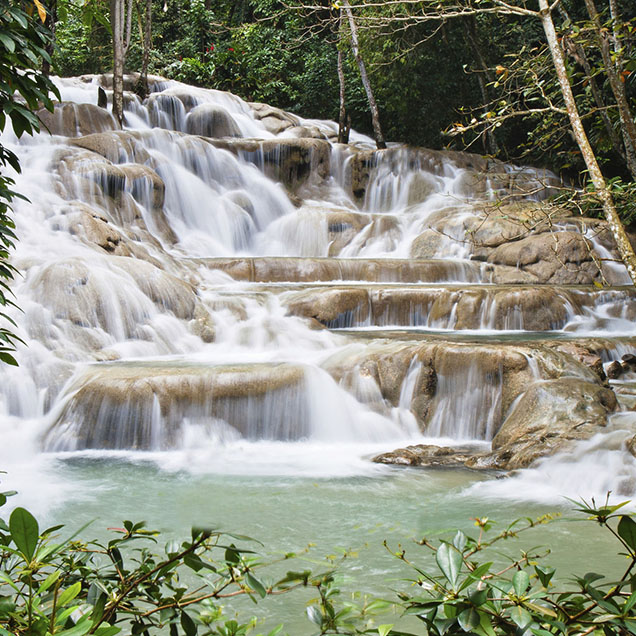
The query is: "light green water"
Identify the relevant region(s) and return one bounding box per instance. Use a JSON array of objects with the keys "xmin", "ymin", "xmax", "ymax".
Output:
[{"xmin": 41, "ymin": 454, "xmax": 625, "ymax": 633}]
